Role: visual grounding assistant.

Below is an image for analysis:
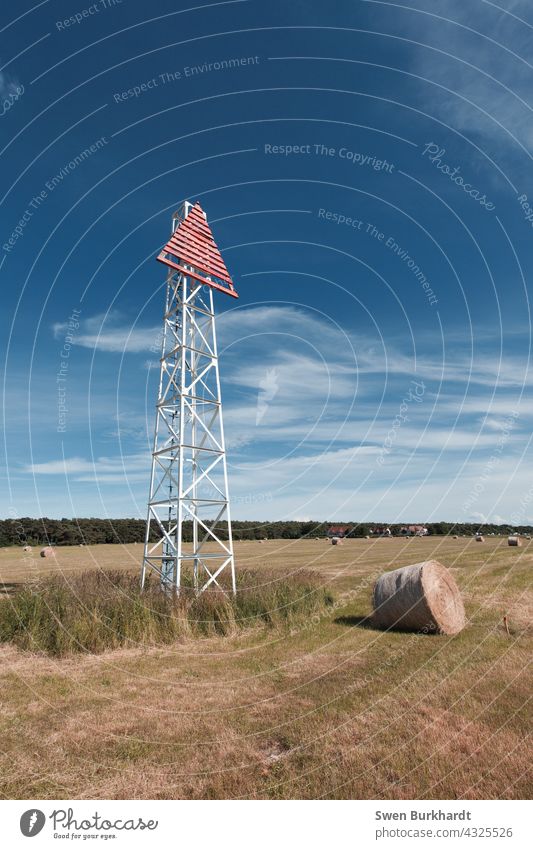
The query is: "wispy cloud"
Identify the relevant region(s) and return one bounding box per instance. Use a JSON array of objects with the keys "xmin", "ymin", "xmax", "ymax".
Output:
[
  {"xmin": 53, "ymin": 312, "xmax": 160, "ymax": 354},
  {"xmin": 58, "ymin": 305, "xmax": 532, "ymax": 390},
  {"xmin": 406, "ymin": 0, "xmax": 533, "ymax": 151},
  {"xmin": 36, "ymin": 303, "xmax": 533, "ymax": 519},
  {"xmin": 0, "ymin": 70, "xmax": 21, "ymax": 99},
  {"xmin": 26, "ymin": 453, "xmax": 149, "ymax": 481}
]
